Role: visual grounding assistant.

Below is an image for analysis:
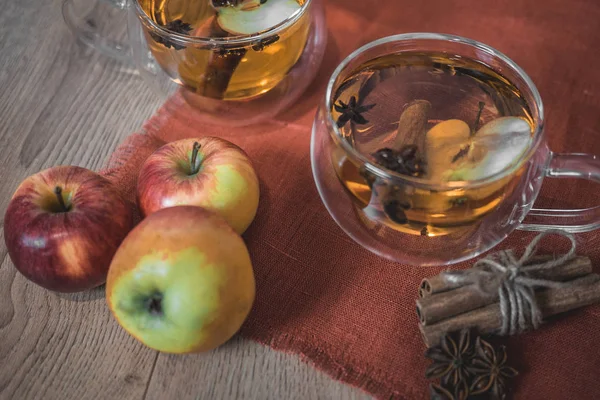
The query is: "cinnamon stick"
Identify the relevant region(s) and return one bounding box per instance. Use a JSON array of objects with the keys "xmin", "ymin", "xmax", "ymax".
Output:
[
  {"xmin": 419, "ymin": 254, "xmax": 583, "ymax": 298},
  {"xmin": 419, "ymin": 273, "xmax": 465, "ymax": 298},
  {"xmin": 195, "ymin": 19, "xmax": 246, "ymax": 99},
  {"xmin": 419, "ymin": 274, "xmax": 600, "ymax": 347},
  {"xmin": 394, "ymin": 100, "xmax": 431, "ymax": 151},
  {"xmin": 416, "ymin": 256, "xmax": 592, "ymax": 325},
  {"xmin": 359, "ymin": 98, "xmax": 432, "ymax": 155}
]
